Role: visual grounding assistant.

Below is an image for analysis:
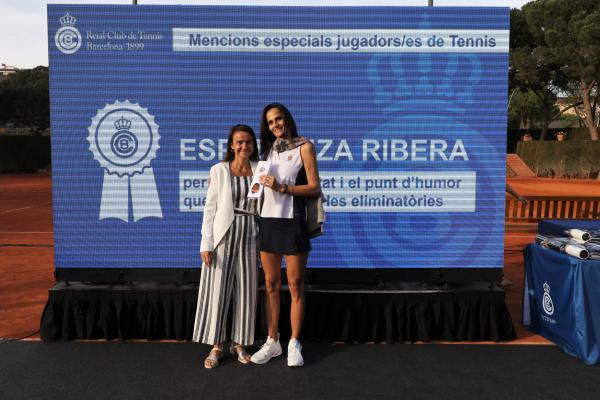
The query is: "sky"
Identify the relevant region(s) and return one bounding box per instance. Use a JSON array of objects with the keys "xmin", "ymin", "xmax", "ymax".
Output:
[{"xmin": 2, "ymin": 0, "xmax": 531, "ymax": 68}]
